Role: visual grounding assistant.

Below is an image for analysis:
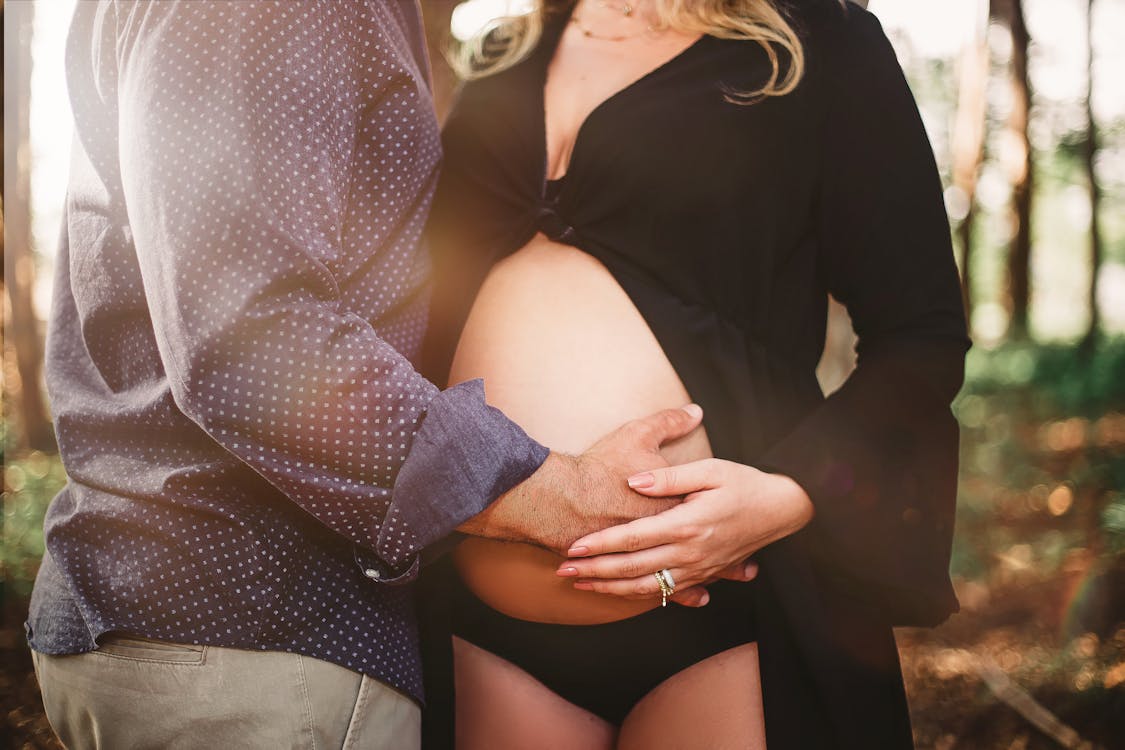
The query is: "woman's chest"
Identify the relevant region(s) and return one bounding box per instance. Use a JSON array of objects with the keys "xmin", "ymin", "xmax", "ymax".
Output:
[
  {"xmin": 448, "ymin": 43, "xmax": 823, "ymax": 240},
  {"xmin": 542, "ymin": 25, "xmax": 706, "ymax": 180},
  {"xmin": 434, "ymin": 40, "xmax": 828, "ymax": 324}
]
